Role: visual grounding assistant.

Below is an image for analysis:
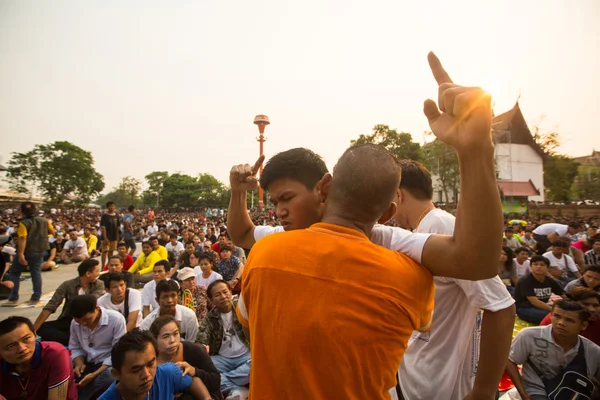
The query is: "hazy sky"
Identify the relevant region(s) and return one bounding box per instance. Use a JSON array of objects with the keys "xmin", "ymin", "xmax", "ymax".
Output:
[{"xmin": 1, "ymin": 0, "xmax": 599, "ymax": 193}]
